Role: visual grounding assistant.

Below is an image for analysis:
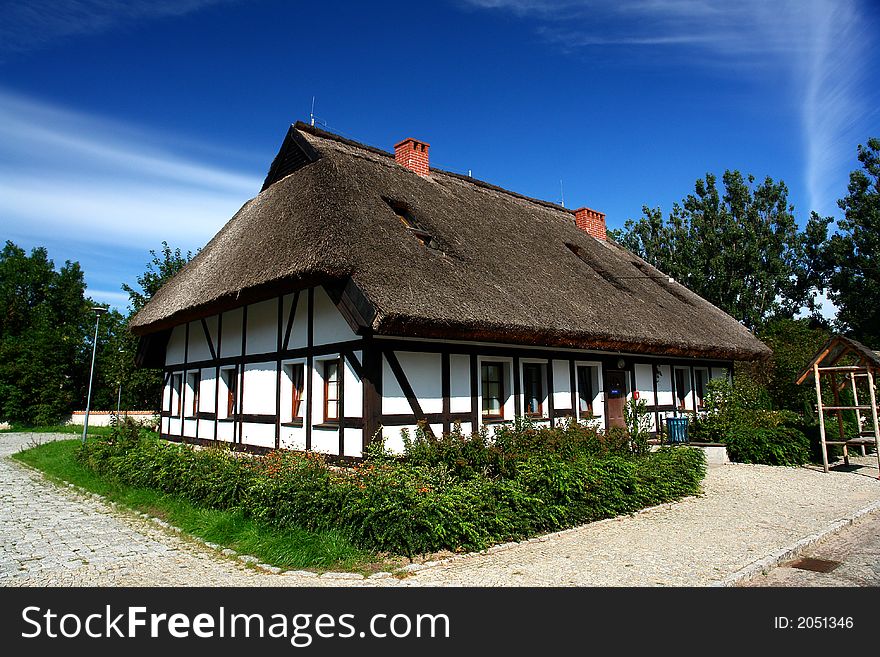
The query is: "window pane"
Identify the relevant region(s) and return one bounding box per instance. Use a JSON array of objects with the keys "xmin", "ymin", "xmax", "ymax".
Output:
[
  {"xmin": 481, "ymin": 362, "xmax": 504, "ymax": 417},
  {"xmin": 577, "ymin": 366, "xmax": 593, "ymax": 414}
]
